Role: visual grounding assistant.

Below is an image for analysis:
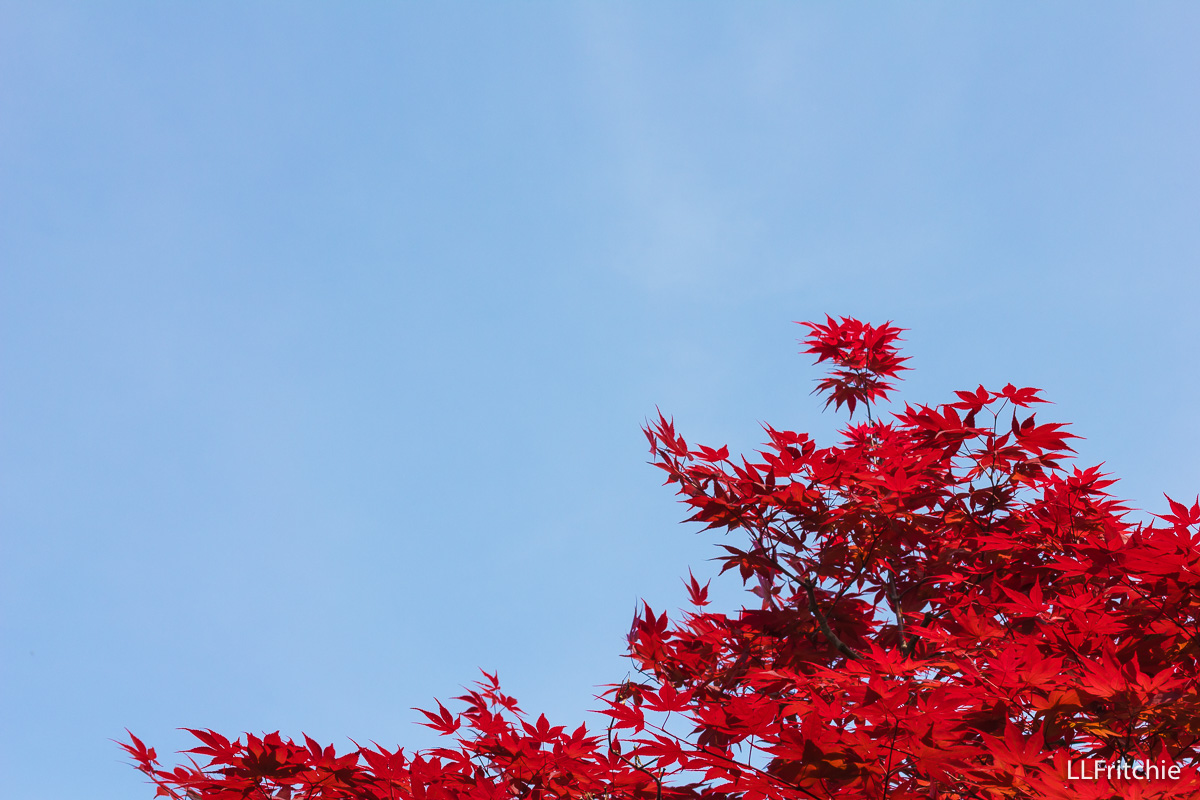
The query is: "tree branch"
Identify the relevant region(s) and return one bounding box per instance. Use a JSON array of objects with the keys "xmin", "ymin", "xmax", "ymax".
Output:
[{"xmin": 803, "ymin": 579, "xmax": 863, "ymax": 660}]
